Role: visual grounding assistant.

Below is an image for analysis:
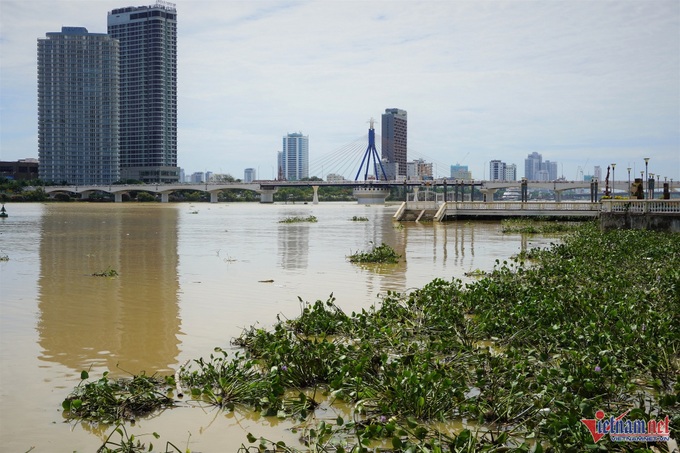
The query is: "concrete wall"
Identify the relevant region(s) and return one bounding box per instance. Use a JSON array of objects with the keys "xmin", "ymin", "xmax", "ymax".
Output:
[{"xmin": 600, "ymin": 213, "xmax": 680, "ymax": 232}]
